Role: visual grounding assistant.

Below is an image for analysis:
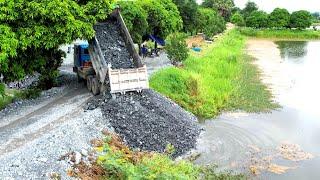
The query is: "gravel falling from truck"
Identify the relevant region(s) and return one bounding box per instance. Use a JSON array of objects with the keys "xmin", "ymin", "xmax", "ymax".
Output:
[
  {"xmin": 90, "ymin": 18, "xmax": 201, "ymax": 157},
  {"xmin": 94, "ymin": 19, "xmax": 135, "ymax": 69}
]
